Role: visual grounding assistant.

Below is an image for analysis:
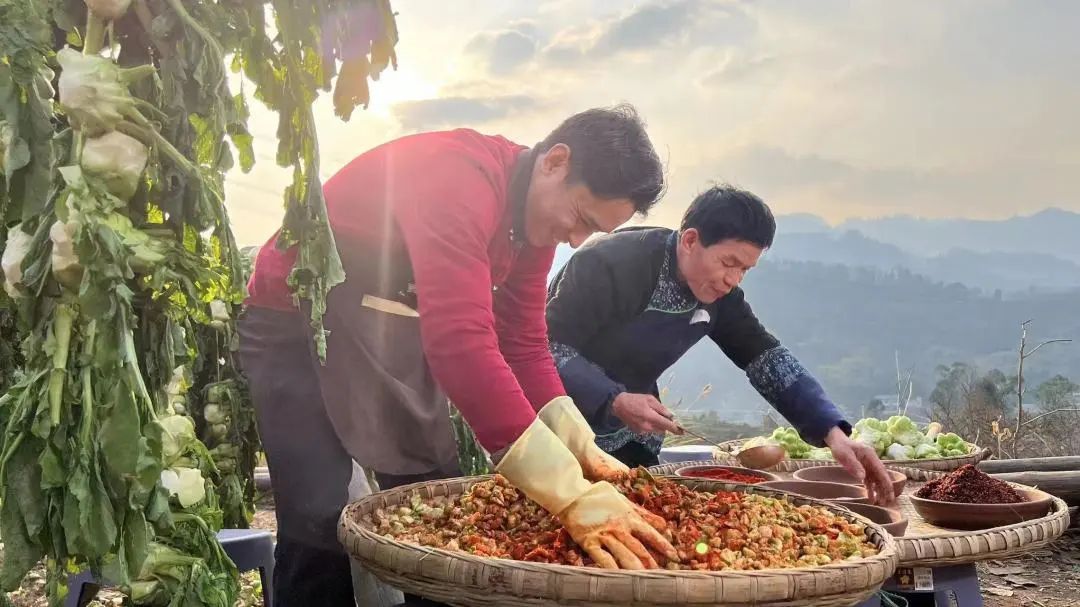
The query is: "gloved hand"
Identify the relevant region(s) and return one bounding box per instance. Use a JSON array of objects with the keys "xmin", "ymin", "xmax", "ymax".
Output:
[
  {"xmin": 537, "ymin": 396, "xmax": 629, "ymax": 482},
  {"xmin": 495, "ymin": 415, "xmax": 678, "ymax": 569}
]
